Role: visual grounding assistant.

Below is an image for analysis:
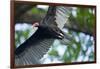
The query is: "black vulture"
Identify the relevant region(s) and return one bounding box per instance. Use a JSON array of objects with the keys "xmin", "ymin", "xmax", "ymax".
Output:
[{"xmin": 15, "ymin": 6, "xmax": 72, "ymax": 66}]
